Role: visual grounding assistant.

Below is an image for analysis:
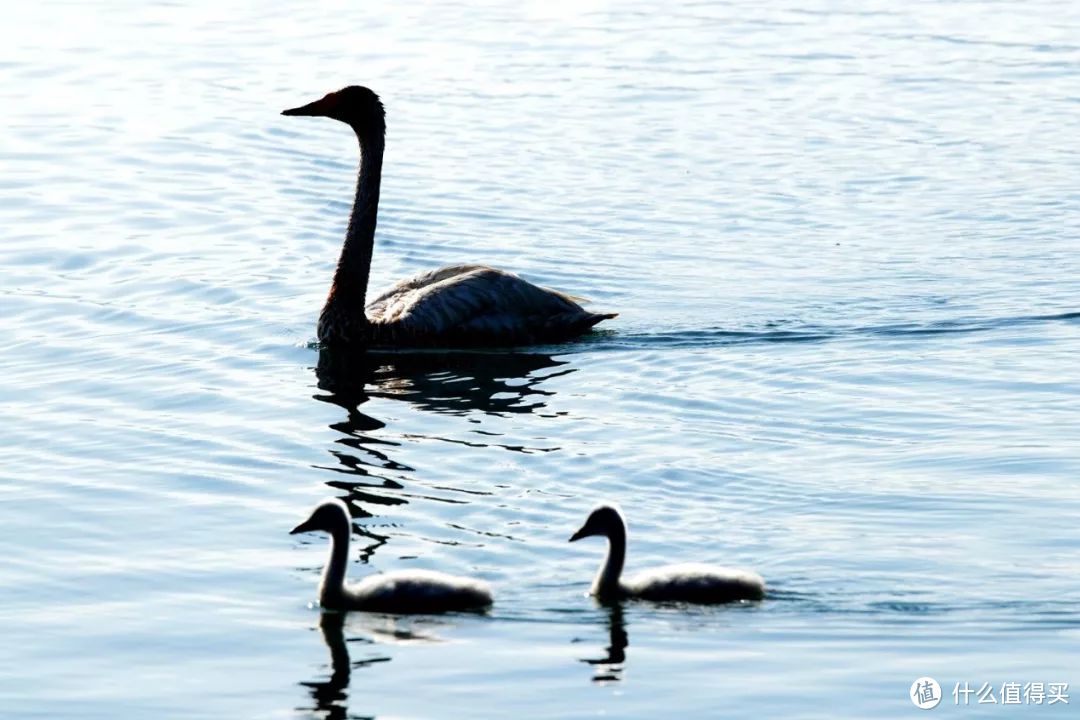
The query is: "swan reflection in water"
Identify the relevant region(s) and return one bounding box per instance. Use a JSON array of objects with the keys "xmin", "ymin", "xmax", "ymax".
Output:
[
  {"xmin": 300, "ymin": 611, "xmax": 453, "ymax": 719},
  {"xmin": 312, "ymin": 347, "xmax": 573, "ymax": 496},
  {"xmin": 315, "ymin": 347, "xmax": 573, "ymax": 416},
  {"xmin": 579, "ymin": 604, "xmax": 629, "ymax": 683}
]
